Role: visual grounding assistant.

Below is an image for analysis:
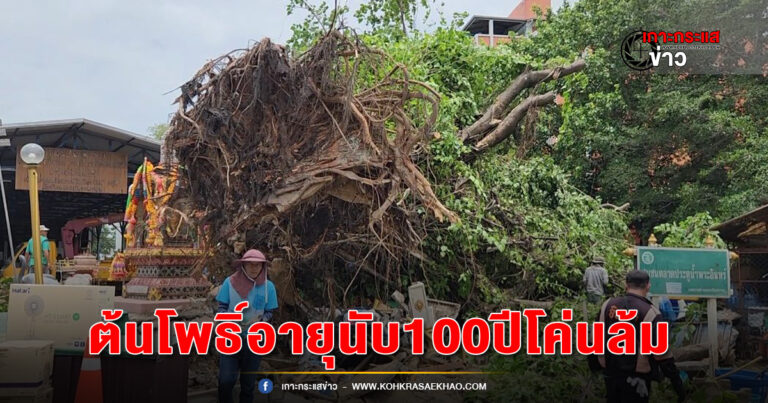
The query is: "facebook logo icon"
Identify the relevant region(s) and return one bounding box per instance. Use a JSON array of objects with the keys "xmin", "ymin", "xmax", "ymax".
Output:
[{"xmin": 258, "ymin": 378, "xmax": 273, "ymax": 394}]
